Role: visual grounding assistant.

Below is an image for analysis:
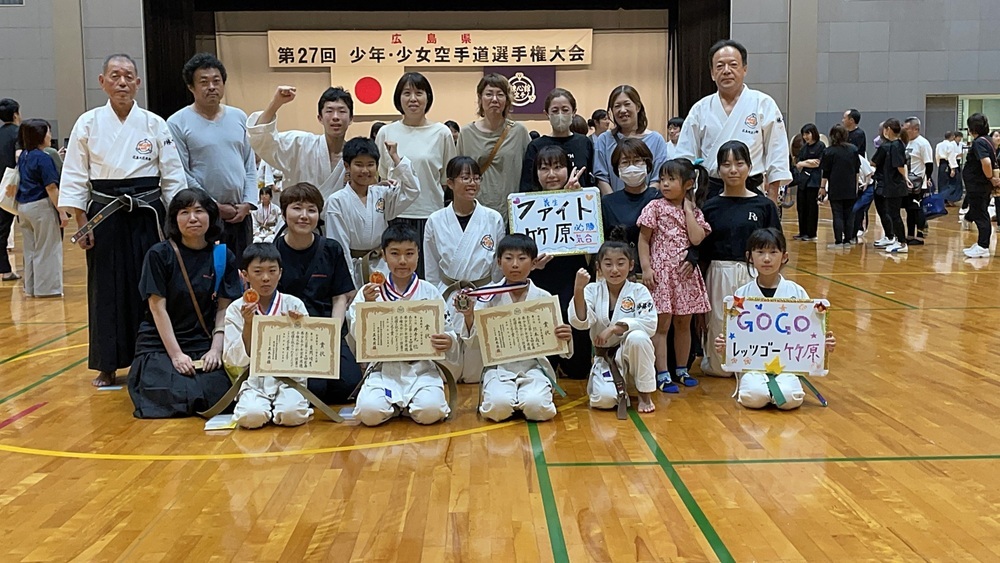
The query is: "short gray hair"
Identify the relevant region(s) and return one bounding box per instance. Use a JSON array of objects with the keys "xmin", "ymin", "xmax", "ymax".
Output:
[
  {"xmin": 103, "ymin": 53, "xmax": 138, "ymax": 74},
  {"xmin": 903, "ymin": 116, "xmax": 921, "ymax": 131}
]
